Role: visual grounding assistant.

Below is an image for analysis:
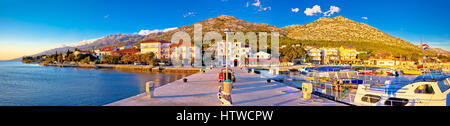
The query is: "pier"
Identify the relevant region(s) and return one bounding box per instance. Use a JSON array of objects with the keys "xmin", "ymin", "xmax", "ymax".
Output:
[{"xmin": 105, "ymin": 67, "xmax": 345, "ymax": 106}]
